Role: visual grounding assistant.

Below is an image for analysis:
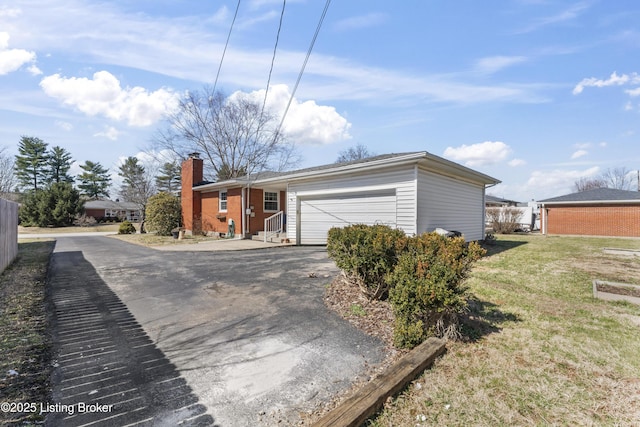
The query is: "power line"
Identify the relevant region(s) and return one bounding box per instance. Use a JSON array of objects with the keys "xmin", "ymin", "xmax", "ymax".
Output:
[
  {"xmin": 274, "ymin": 0, "xmax": 332, "ymax": 141},
  {"xmin": 261, "ymin": 0, "xmax": 287, "ymax": 117},
  {"xmin": 212, "ymin": 0, "xmax": 242, "ymax": 94}
]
